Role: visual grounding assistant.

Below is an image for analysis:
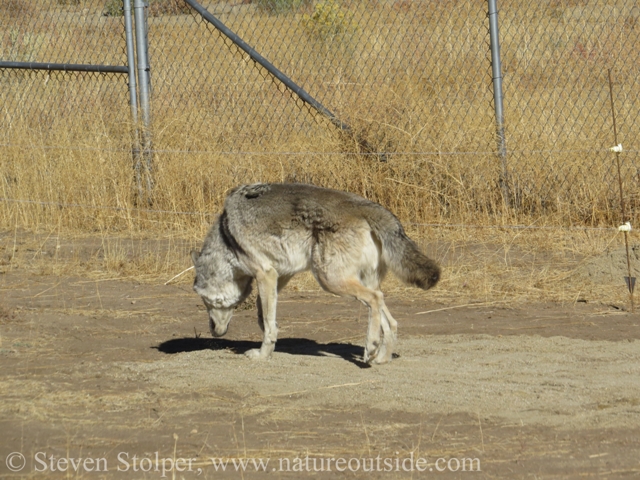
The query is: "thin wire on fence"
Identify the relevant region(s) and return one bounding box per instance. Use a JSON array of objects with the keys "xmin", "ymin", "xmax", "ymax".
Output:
[
  {"xmin": 0, "ymin": 196, "xmax": 621, "ymax": 231},
  {"xmin": 0, "ymin": 143, "xmax": 632, "ymax": 156},
  {"xmin": 0, "ymin": 197, "xmax": 205, "ymax": 216}
]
